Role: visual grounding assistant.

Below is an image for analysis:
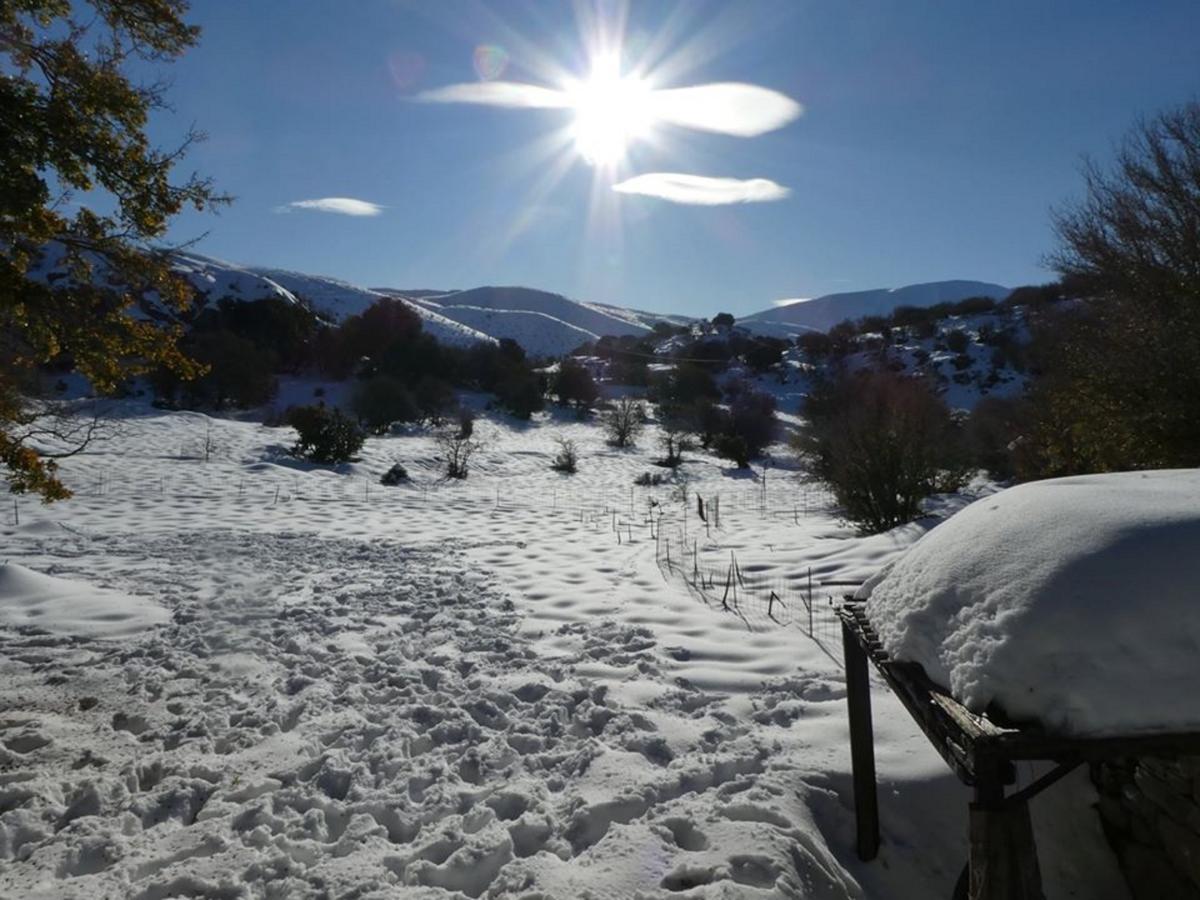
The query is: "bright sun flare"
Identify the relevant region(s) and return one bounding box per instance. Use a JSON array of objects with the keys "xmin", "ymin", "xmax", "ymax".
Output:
[{"xmin": 564, "ymin": 59, "xmax": 654, "ymax": 167}]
